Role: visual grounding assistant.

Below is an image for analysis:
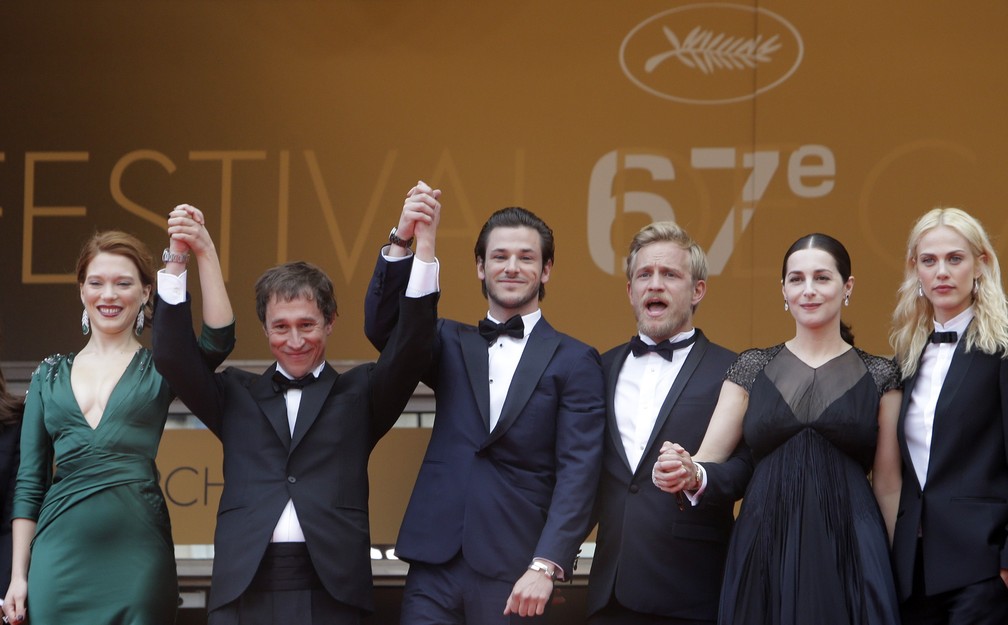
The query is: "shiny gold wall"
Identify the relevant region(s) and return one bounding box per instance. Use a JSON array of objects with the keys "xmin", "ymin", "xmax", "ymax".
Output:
[{"xmin": 3, "ymin": 1, "xmax": 1007, "ymax": 543}]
